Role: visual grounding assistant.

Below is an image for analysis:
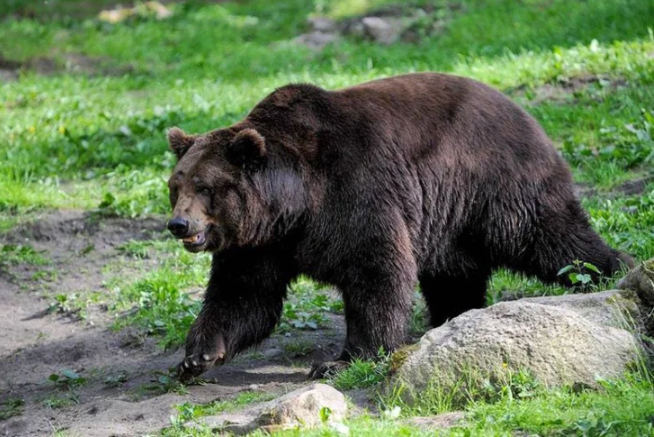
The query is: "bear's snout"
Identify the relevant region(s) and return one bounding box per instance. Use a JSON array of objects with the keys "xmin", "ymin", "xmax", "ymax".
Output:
[{"xmin": 167, "ymin": 216, "xmax": 190, "ymax": 237}]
